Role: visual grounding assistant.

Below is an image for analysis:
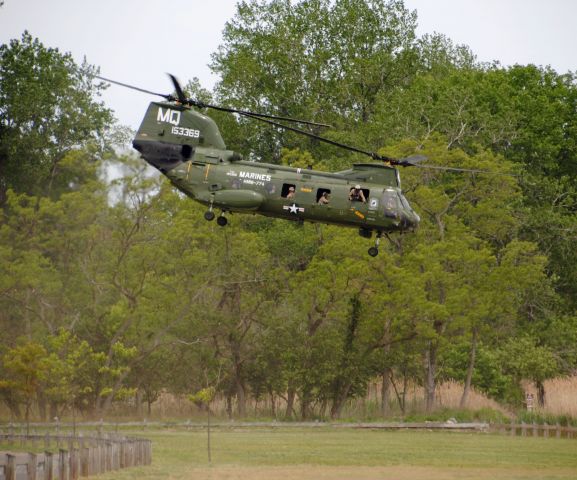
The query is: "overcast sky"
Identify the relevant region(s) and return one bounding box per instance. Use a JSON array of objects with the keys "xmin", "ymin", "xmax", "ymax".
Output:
[{"xmin": 1, "ymin": 0, "xmax": 576, "ymax": 130}]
